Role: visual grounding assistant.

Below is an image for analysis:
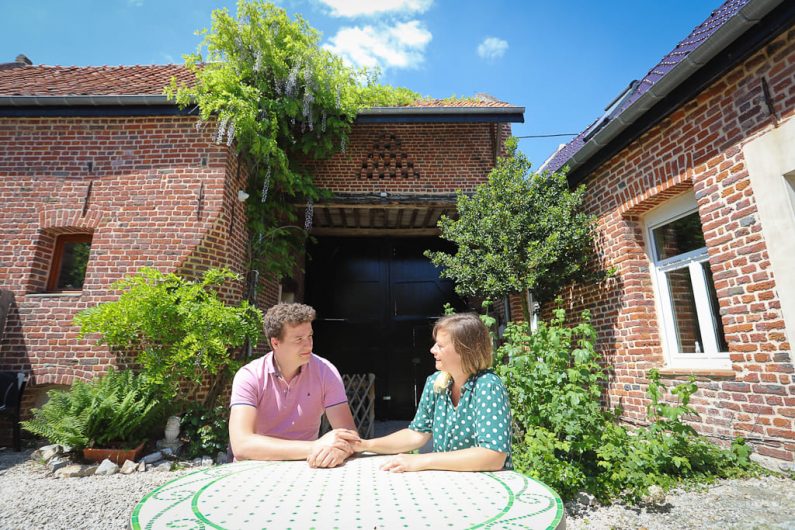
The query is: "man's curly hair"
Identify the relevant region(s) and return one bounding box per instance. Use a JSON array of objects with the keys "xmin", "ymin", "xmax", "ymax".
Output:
[{"xmin": 263, "ymin": 303, "xmax": 316, "ymax": 340}]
